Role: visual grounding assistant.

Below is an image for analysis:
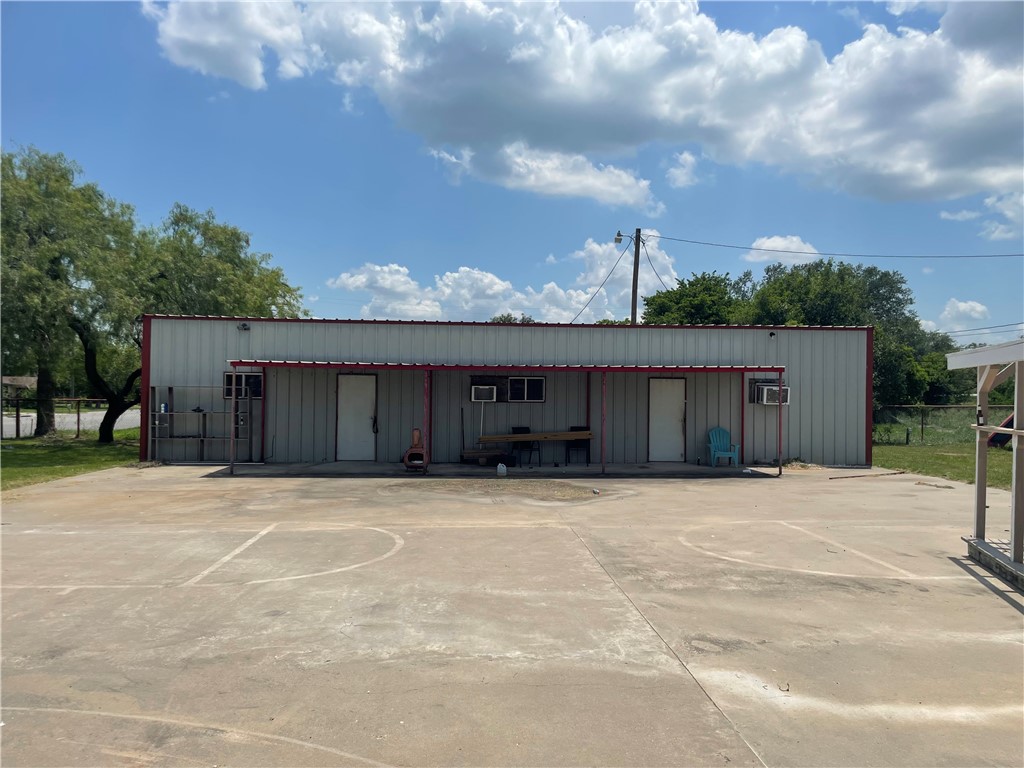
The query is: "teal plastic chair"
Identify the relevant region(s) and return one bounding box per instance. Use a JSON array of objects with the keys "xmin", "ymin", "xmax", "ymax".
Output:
[{"xmin": 707, "ymin": 427, "xmax": 739, "ymax": 466}]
